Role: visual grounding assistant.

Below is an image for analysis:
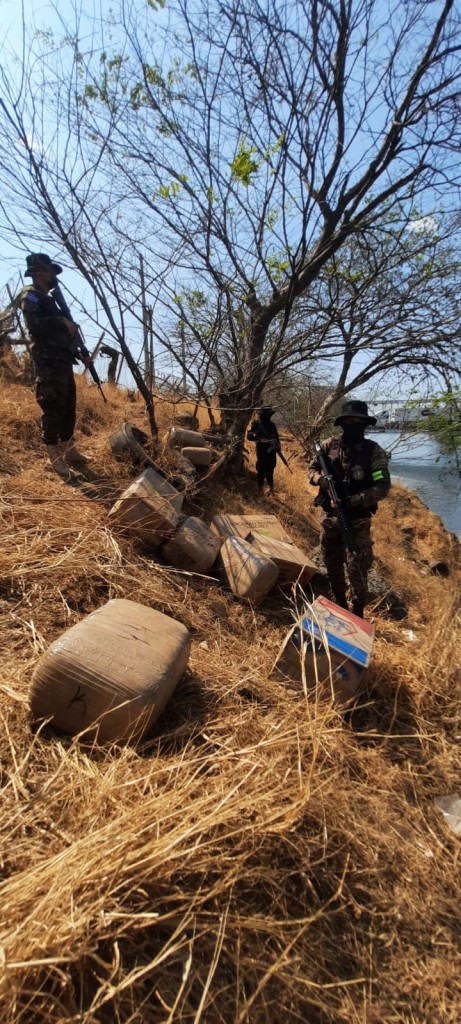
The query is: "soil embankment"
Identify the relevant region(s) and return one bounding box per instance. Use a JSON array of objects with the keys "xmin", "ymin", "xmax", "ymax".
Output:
[{"xmin": 1, "ymin": 372, "xmax": 460, "ymax": 1023}]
